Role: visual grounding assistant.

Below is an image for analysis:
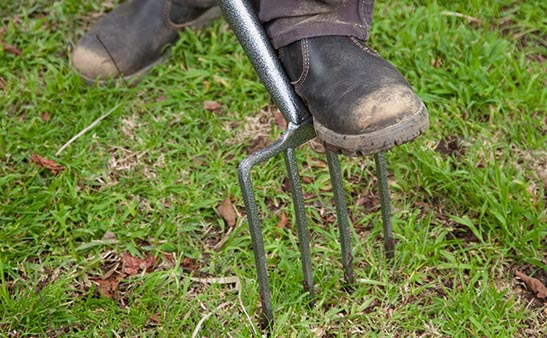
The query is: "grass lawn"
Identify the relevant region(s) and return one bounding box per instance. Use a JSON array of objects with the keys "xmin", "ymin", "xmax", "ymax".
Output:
[{"xmin": 1, "ymin": 0, "xmax": 546, "ymax": 336}]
